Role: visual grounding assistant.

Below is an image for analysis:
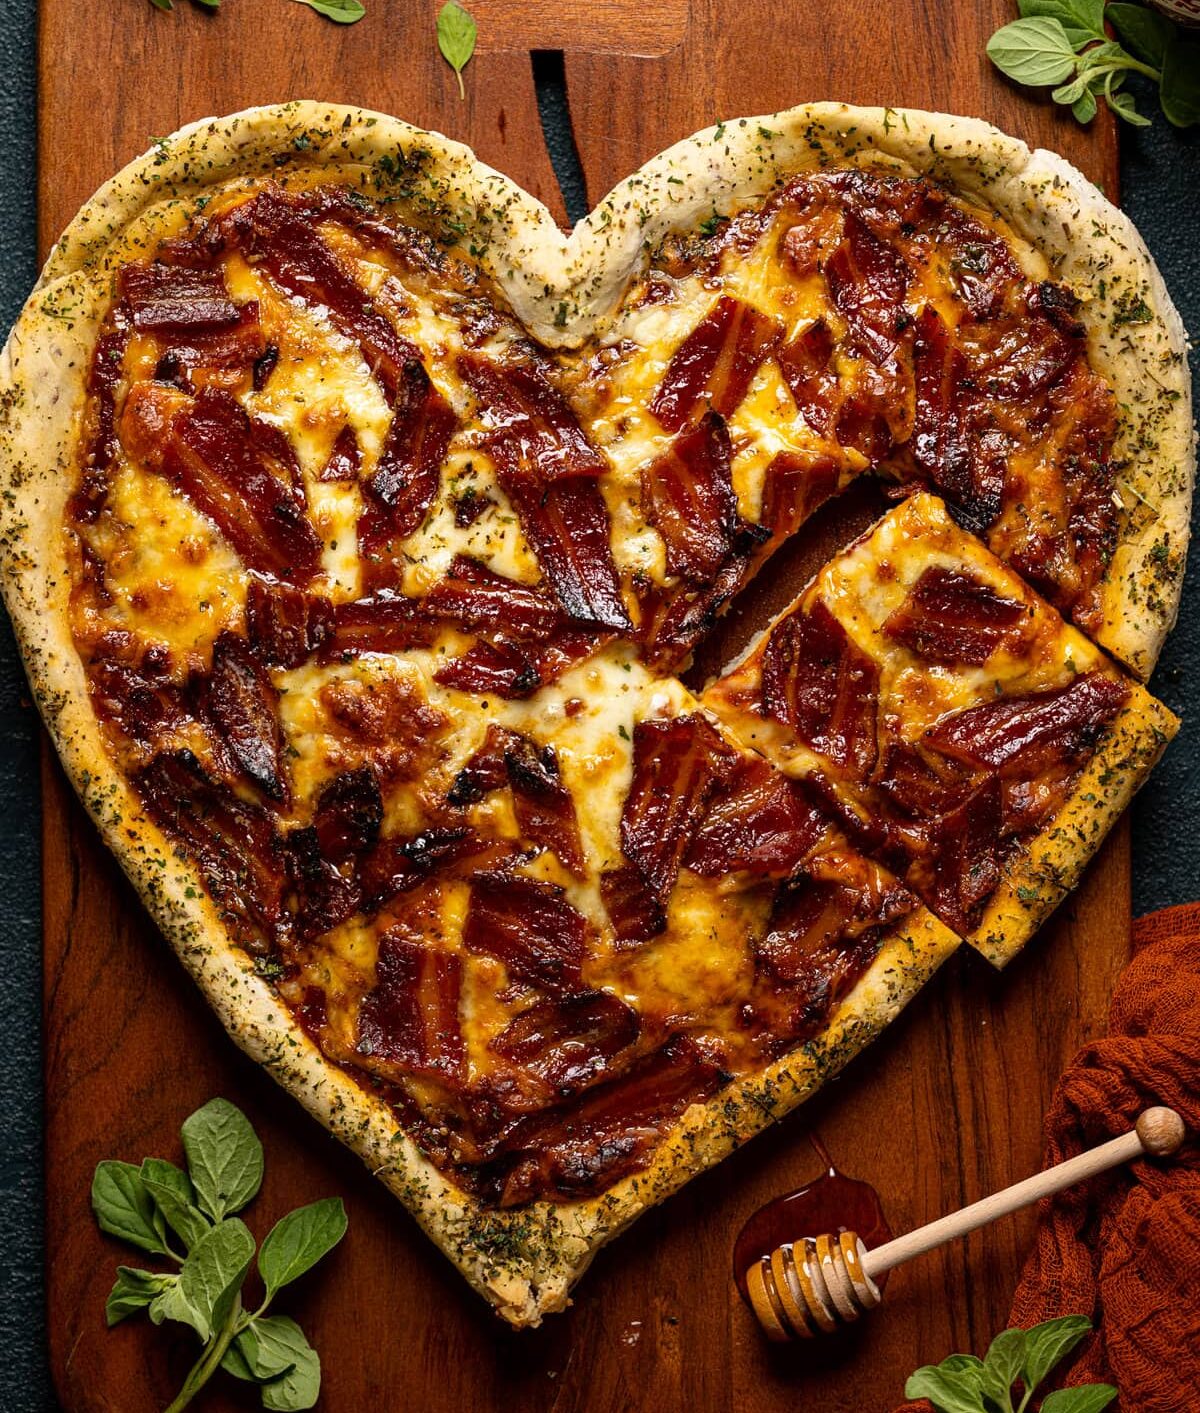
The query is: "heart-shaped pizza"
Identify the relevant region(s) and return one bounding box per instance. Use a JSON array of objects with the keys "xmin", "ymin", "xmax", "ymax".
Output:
[{"xmin": 0, "ymin": 102, "xmax": 1190, "ymax": 1326}]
